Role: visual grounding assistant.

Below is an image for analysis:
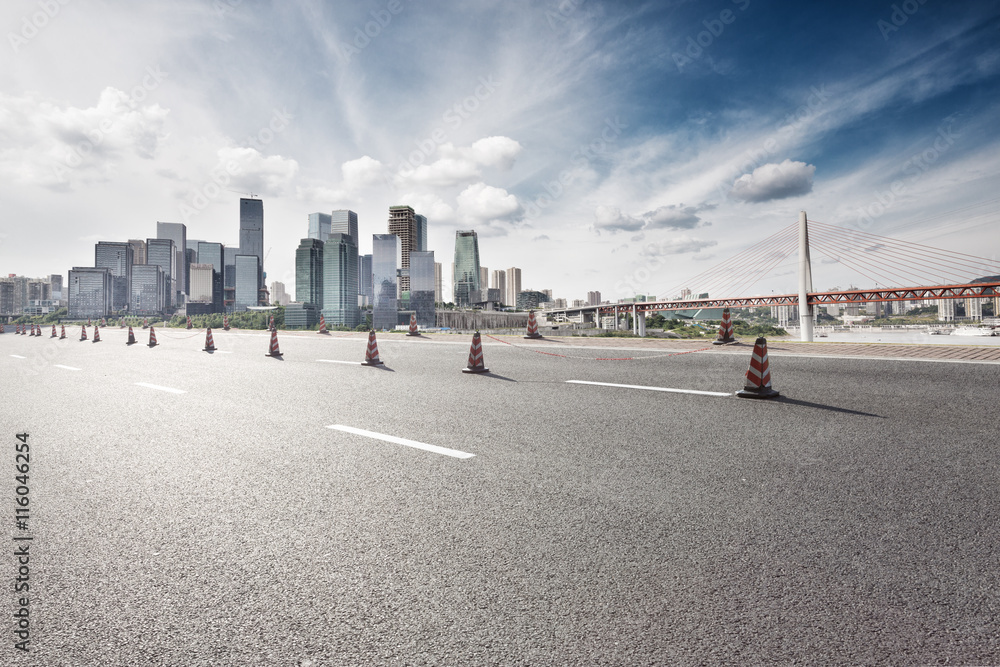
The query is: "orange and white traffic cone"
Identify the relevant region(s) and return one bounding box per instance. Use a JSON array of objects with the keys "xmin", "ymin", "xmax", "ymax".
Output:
[
  {"xmin": 21, "ymin": 325, "xmax": 26, "ymax": 335},
  {"xmin": 186, "ymin": 316, "xmax": 192, "ymax": 329},
  {"xmin": 524, "ymin": 310, "xmax": 543, "ymax": 339},
  {"xmin": 148, "ymin": 326, "xmax": 158, "ymax": 348},
  {"xmin": 29, "ymin": 324, "xmax": 36, "ymax": 336},
  {"xmin": 143, "ymin": 318, "xmax": 149, "ymax": 329},
  {"xmin": 126, "ymin": 326, "xmax": 137, "ymax": 346},
  {"xmin": 92, "ymin": 325, "xmax": 101, "ymax": 343},
  {"xmin": 269, "ymin": 315, "xmax": 275, "ymax": 330},
  {"xmin": 59, "ymin": 325, "xmax": 66, "ymax": 339},
  {"xmin": 223, "ymin": 315, "xmax": 230, "ymax": 331},
  {"xmin": 736, "ymin": 337, "xmax": 779, "ymax": 399},
  {"xmin": 318, "ymin": 314, "xmax": 328, "ymax": 334},
  {"xmin": 80, "ymin": 325, "xmax": 88, "ymax": 341},
  {"xmin": 463, "ymin": 331, "xmax": 489, "ymax": 373},
  {"xmin": 407, "ymin": 312, "xmax": 419, "ymax": 336},
  {"xmin": 361, "ymin": 330, "xmax": 383, "ymax": 365},
  {"xmin": 50, "ymin": 324, "xmax": 57, "ymax": 338},
  {"xmin": 0, "ymin": 324, "xmax": 4, "ymax": 334},
  {"xmin": 265, "ymin": 327, "xmax": 282, "ymax": 357},
  {"xmin": 87, "ymin": 318, "xmax": 92, "ymax": 326},
  {"xmin": 714, "ymin": 307, "xmax": 736, "ymax": 345},
  {"xmin": 203, "ymin": 328, "xmax": 216, "ymax": 352},
  {"xmin": 102, "ymin": 318, "xmax": 107, "ymax": 327}
]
